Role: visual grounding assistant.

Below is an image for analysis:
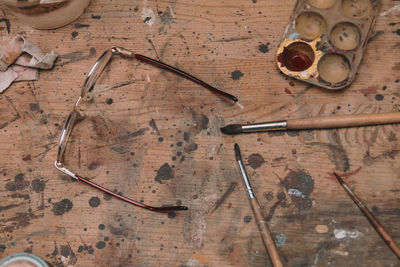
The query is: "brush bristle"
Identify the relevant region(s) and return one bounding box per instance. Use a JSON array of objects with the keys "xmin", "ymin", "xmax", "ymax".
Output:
[{"xmin": 220, "ymin": 124, "xmax": 242, "ymax": 135}]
